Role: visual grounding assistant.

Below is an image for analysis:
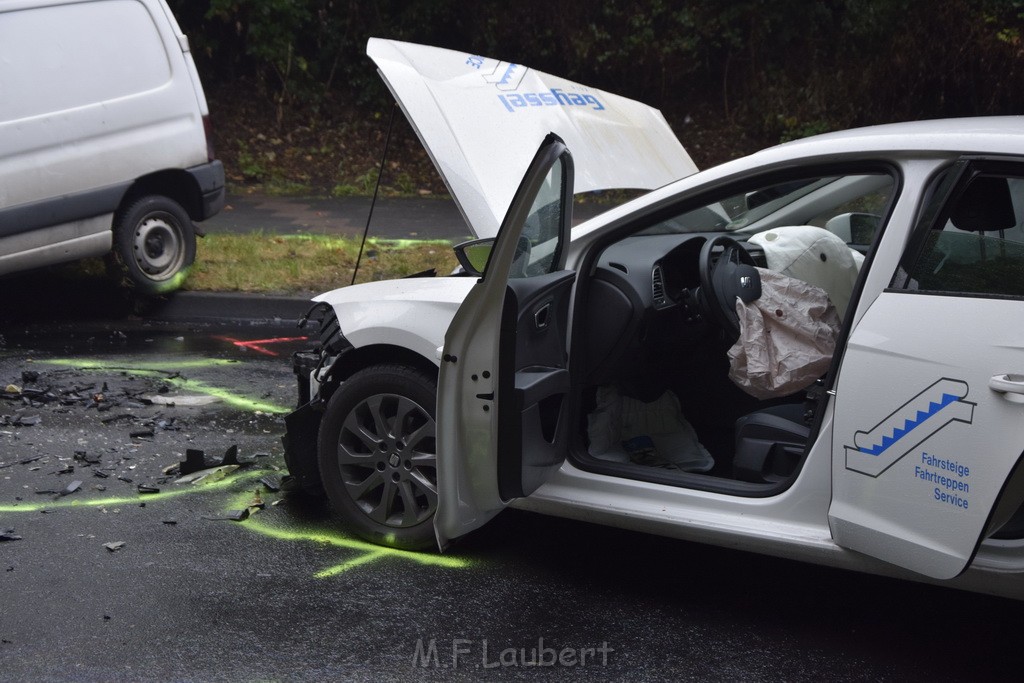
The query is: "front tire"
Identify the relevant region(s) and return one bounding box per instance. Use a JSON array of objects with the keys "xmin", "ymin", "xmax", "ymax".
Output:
[
  {"xmin": 109, "ymin": 195, "xmax": 196, "ymax": 296},
  {"xmin": 317, "ymin": 364, "xmax": 439, "ymax": 550}
]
